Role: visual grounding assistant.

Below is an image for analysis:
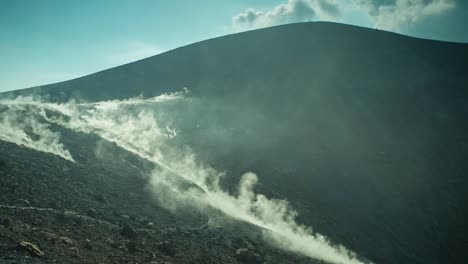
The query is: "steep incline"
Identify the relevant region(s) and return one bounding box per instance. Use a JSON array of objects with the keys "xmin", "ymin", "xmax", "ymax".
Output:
[
  {"xmin": 4, "ymin": 22, "xmax": 468, "ymax": 103},
  {"xmin": 2, "ymin": 22, "xmax": 468, "ymax": 264}
]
